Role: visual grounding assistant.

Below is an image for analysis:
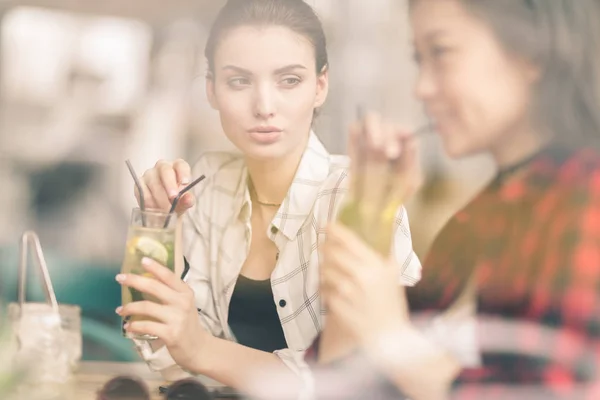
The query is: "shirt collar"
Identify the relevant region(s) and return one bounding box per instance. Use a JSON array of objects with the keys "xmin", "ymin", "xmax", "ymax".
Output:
[
  {"xmin": 483, "ymin": 144, "xmax": 586, "ymax": 204},
  {"xmin": 232, "ymin": 132, "xmax": 332, "ymax": 240},
  {"xmin": 273, "ymin": 132, "xmax": 332, "ymax": 240}
]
